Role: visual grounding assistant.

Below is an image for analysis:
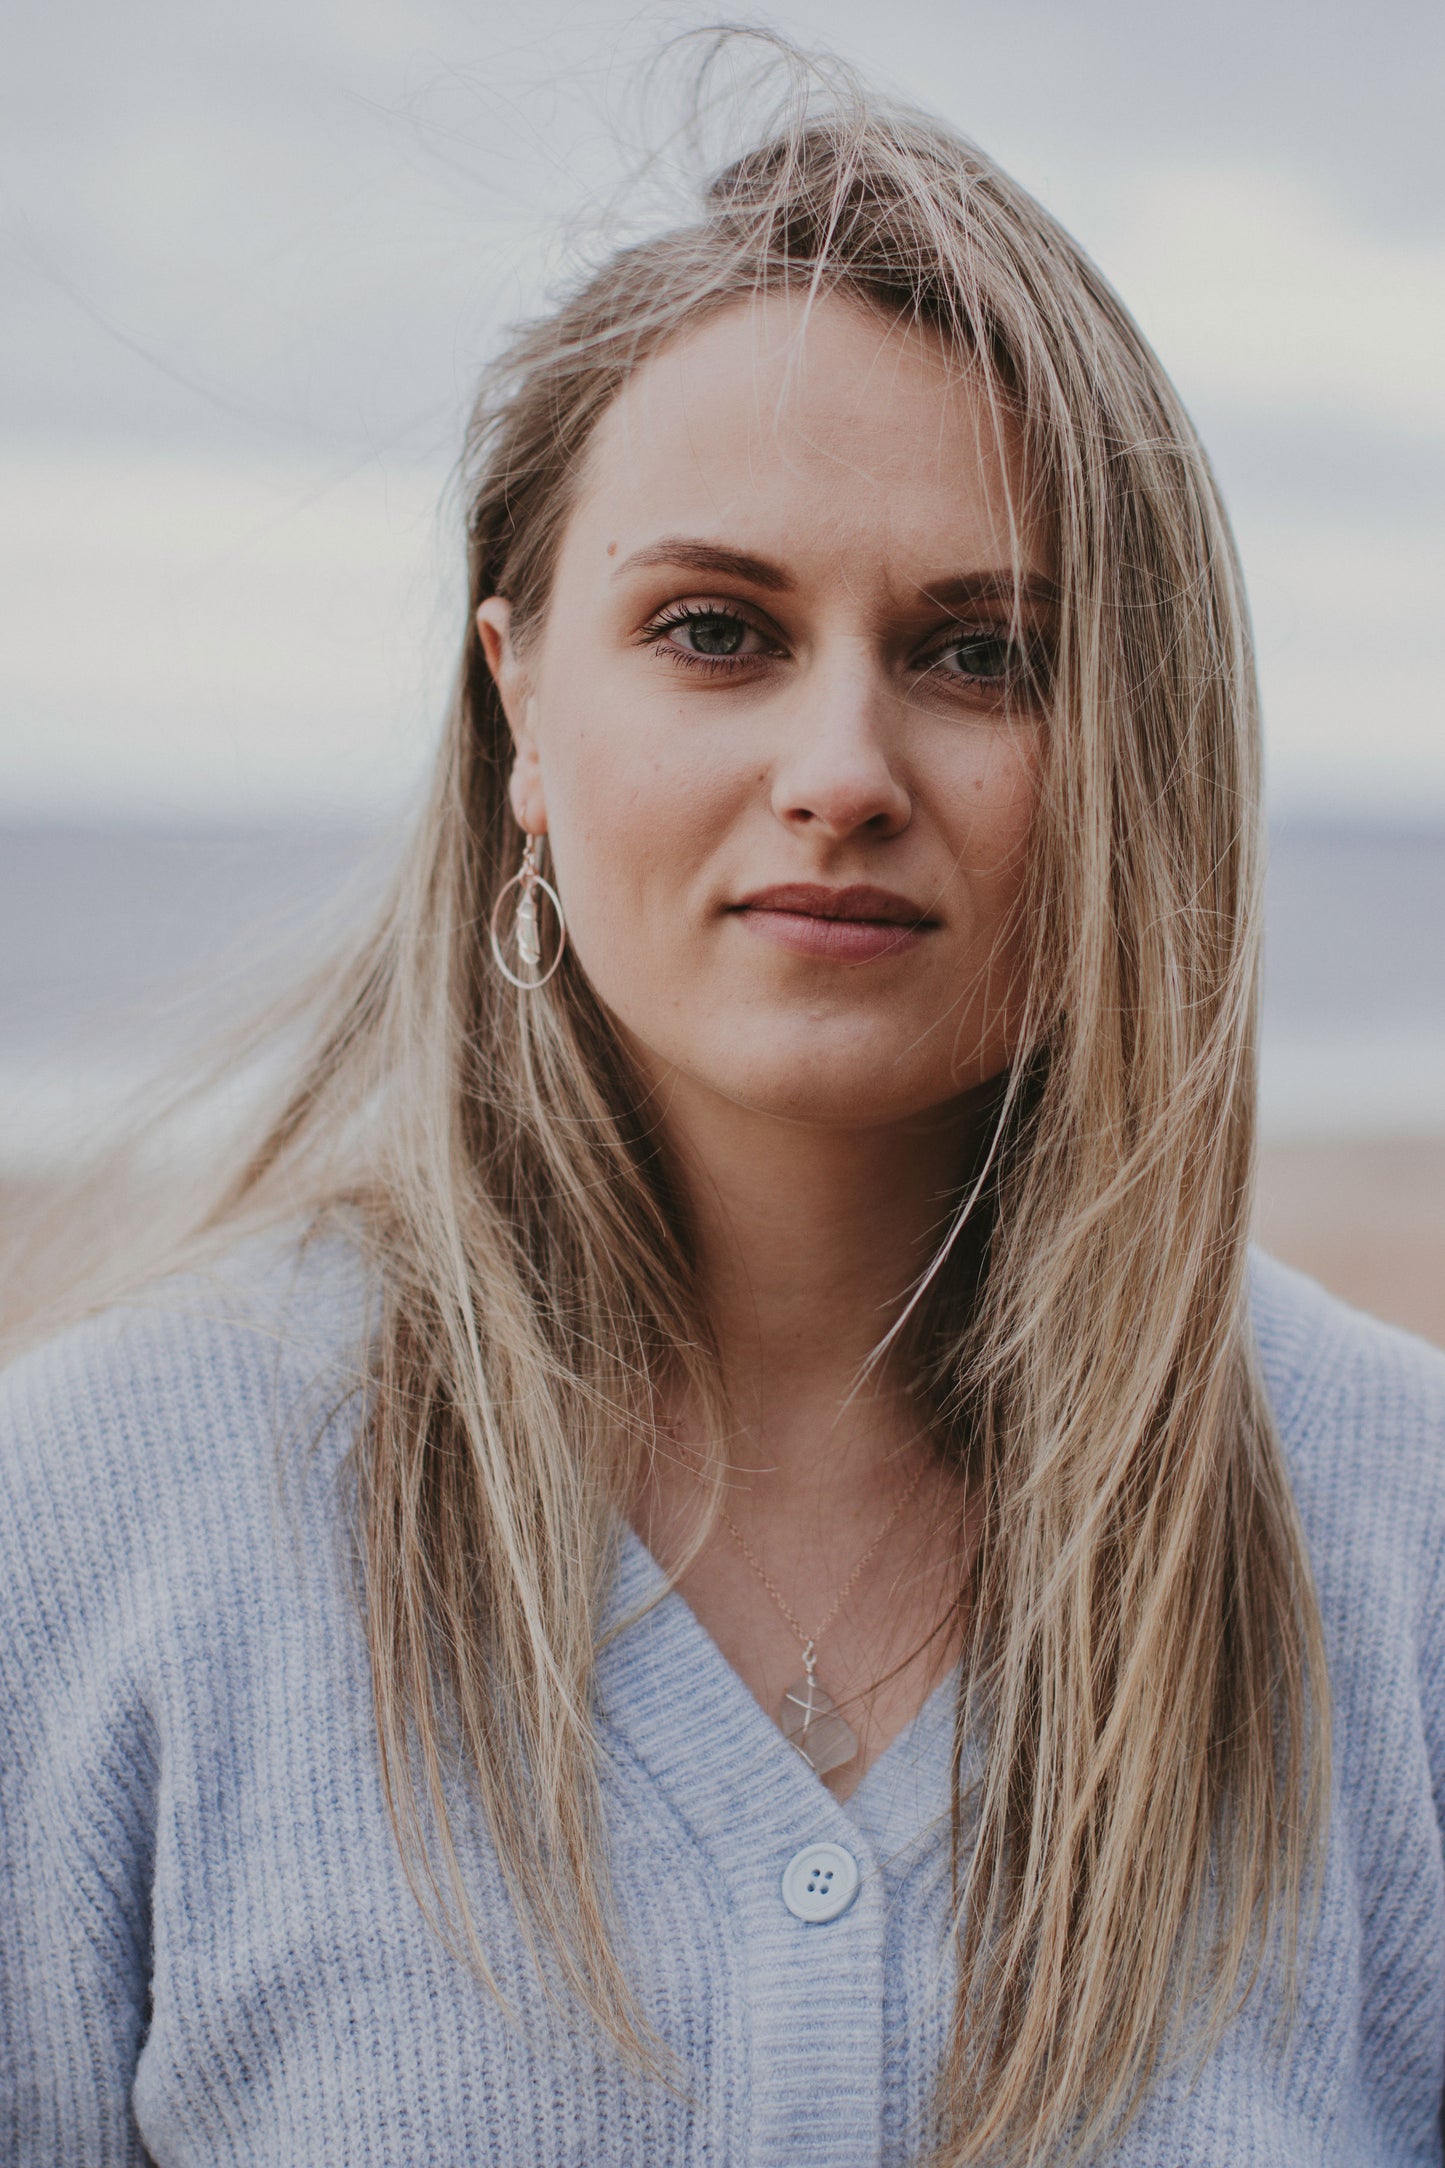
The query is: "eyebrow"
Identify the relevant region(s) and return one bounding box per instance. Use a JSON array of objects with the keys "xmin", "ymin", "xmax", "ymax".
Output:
[
  {"xmin": 612, "ymin": 536, "xmax": 1058, "ymax": 612},
  {"xmin": 612, "ymin": 539, "xmax": 795, "ymax": 592},
  {"xmin": 921, "ymin": 571, "xmax": 1060, "ymax": 614}
]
